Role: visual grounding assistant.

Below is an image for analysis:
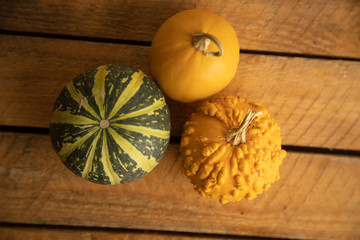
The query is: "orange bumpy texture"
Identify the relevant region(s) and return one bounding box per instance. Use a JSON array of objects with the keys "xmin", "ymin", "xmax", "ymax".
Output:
[{"xmin": 178, "ymin": 96, "xmax": 286, "ymax": 204}]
